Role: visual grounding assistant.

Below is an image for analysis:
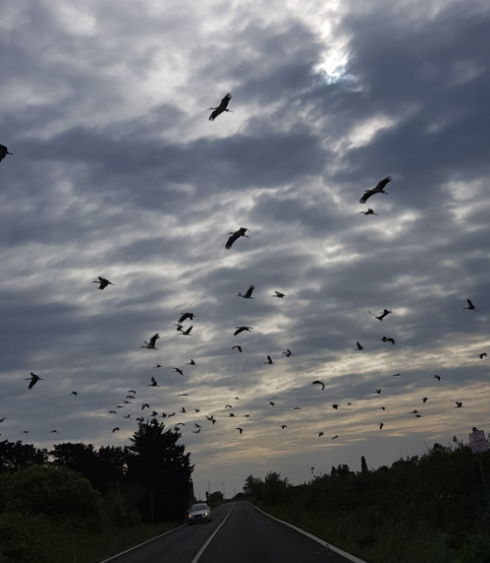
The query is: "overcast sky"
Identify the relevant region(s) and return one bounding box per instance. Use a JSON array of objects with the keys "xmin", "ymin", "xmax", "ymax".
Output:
[{"xmin": 1, "ymin": 0, "xmax": 490, "ymax": 499}]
